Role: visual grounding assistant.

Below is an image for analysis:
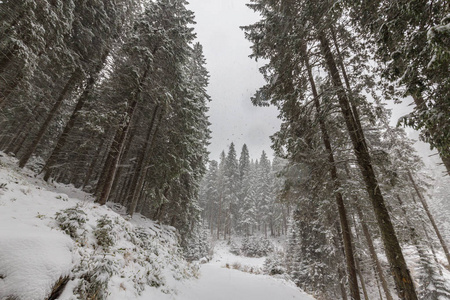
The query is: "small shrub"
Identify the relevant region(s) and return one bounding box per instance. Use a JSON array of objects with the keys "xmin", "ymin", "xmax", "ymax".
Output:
[
  {"xmin": 75, "ymin": 255, "xmax": 118, "ymax": 300},
  {"xmin": 94, "ymin": 215, "xmax": 116, "ymax": 249},
  {"xmin": 264, "ymin": 251, "xmax": 286, "ymax": 275},
  {"xmin": 55, "ymin": 194, "xmax": 68, "ymax": 201},
  {"xmin": 55, "ymin": 206, "xmax": 88, "ymax": 240},
  {"xmin": 231, "ymin": 262, "xmax": 242, "ymax": 270},
  {"xmin": 229, "ymin": 241, "xmax": 241, "ymax": 256}
]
